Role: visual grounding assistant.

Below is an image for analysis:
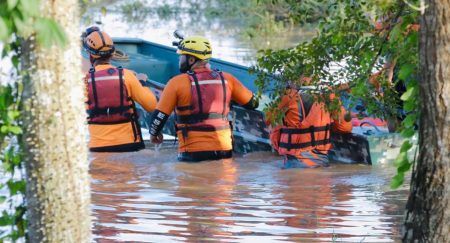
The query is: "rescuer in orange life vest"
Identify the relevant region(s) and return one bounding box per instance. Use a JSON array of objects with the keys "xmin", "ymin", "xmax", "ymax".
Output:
[
  {"xmin": 83, "ymin": 27, "xmax": 157, "ymax": 152},
  {"xmin": 148, "ymin": 35, "xmax": 259, "ymax": 162},
  {"xmin": 267, "ymin": 77, "xmax": 352, "ymax": 169}
]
